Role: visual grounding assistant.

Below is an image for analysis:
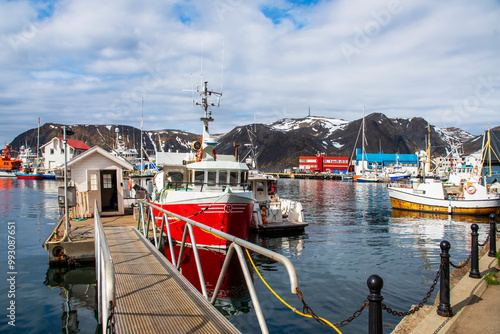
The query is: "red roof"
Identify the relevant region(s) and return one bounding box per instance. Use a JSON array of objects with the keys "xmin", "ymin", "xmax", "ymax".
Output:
[{"xmin": 57, "ymin": 138, "xmax": 91, "ymax": 150}]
